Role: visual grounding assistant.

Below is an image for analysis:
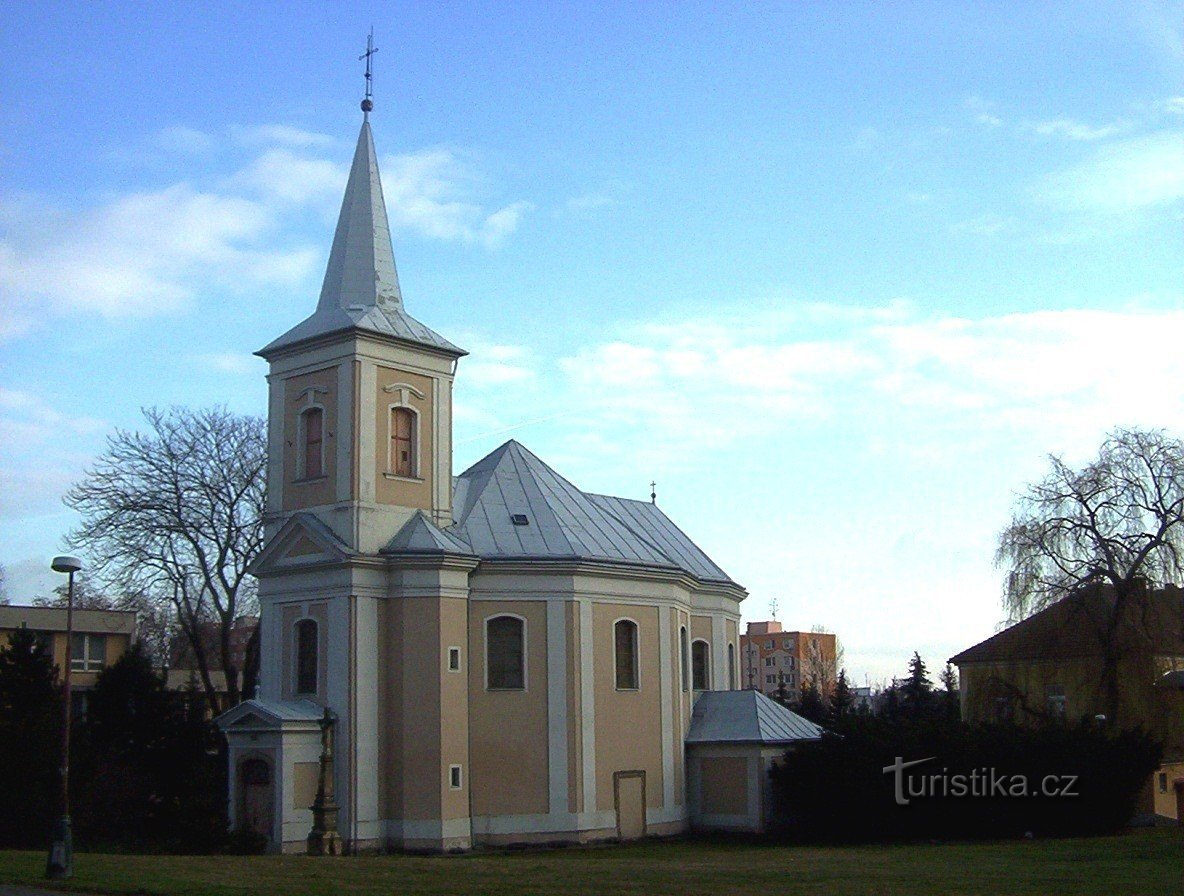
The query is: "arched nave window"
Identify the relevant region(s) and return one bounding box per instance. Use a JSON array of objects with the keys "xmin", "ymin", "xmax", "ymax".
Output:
[
  {"xmin": 390, "ymin": 406, "xmax": 416, "ymax": 477},
  {"xmin": 486, "ymin": 615, "xmax": 525, "ymax": 690},
  {"xmin": 692, "ymin": 640, "xmax": 710, "ymax": 691},
  {"xmin": 614, "ymin": 619, "xmax": 639, "ymax": 690}
]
